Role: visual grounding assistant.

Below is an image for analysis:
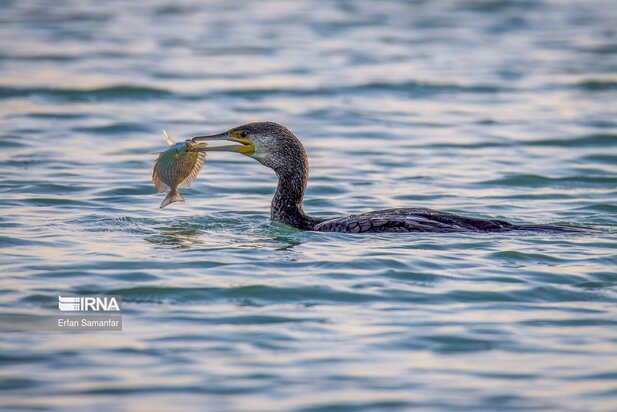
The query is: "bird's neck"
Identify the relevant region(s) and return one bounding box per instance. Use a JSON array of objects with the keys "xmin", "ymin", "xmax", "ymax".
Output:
[{"xmin": 271, "ymin": 169, "xmax": 317, "ymax": 230}]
